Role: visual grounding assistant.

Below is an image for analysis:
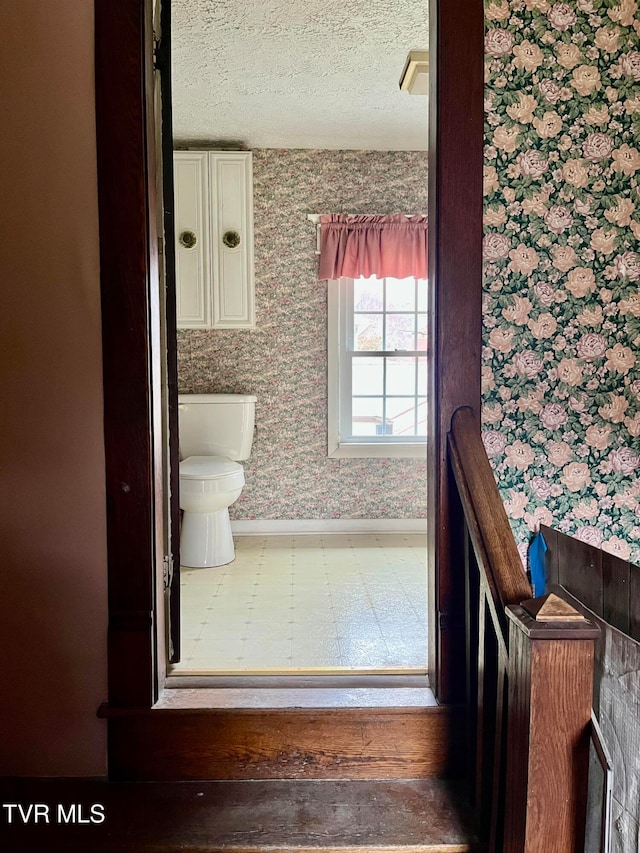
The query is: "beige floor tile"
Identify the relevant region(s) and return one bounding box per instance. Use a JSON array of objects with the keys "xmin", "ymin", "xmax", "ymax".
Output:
[
  {"xmin": 172, "ymin": 533, "xmax": 428, "ymax": 674},
  {"xmin": 241, "ymin": 638, "xmax": 293, "ymax": 664}
]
